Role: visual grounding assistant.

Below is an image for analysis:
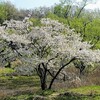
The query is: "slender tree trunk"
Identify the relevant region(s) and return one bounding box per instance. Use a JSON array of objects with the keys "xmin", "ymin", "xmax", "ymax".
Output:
[
  {"xmin": 48, "ymin": 57, "xmax": 76, "ymax": 89},
  {"xmin": 77, "ymin": 3, "xmax": 86, "ymax": 18}
]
